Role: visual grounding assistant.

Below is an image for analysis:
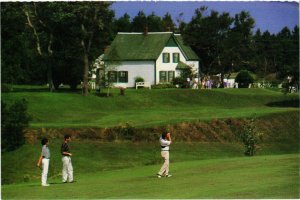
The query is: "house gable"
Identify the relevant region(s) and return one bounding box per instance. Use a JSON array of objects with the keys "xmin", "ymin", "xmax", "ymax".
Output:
[
  {"xmin": 103, "ymin": 32, "xmax": 199, "ymax": 62},
  {"xmin": 174, "ymin": 34, "xmax": 199, "ymax": 61},
  {"xmin": 166, "ymin": 36, "xmax": 178, "ymax": 47},
  {"xmin": 103, "ymin": 33, "xmax": 172, "ymax": 61}
]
